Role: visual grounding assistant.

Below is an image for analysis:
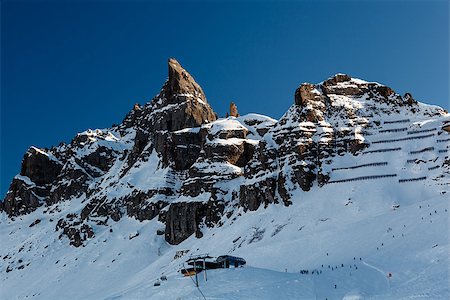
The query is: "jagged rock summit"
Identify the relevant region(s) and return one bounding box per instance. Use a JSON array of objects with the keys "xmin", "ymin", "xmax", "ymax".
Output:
[
  {"xmin": 166, "ymin": 58, "xmax": 206, "ymax": 102},
  {"xmin": 121, "ymin": 58, "xmax": 216, "ymax": 132}
]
